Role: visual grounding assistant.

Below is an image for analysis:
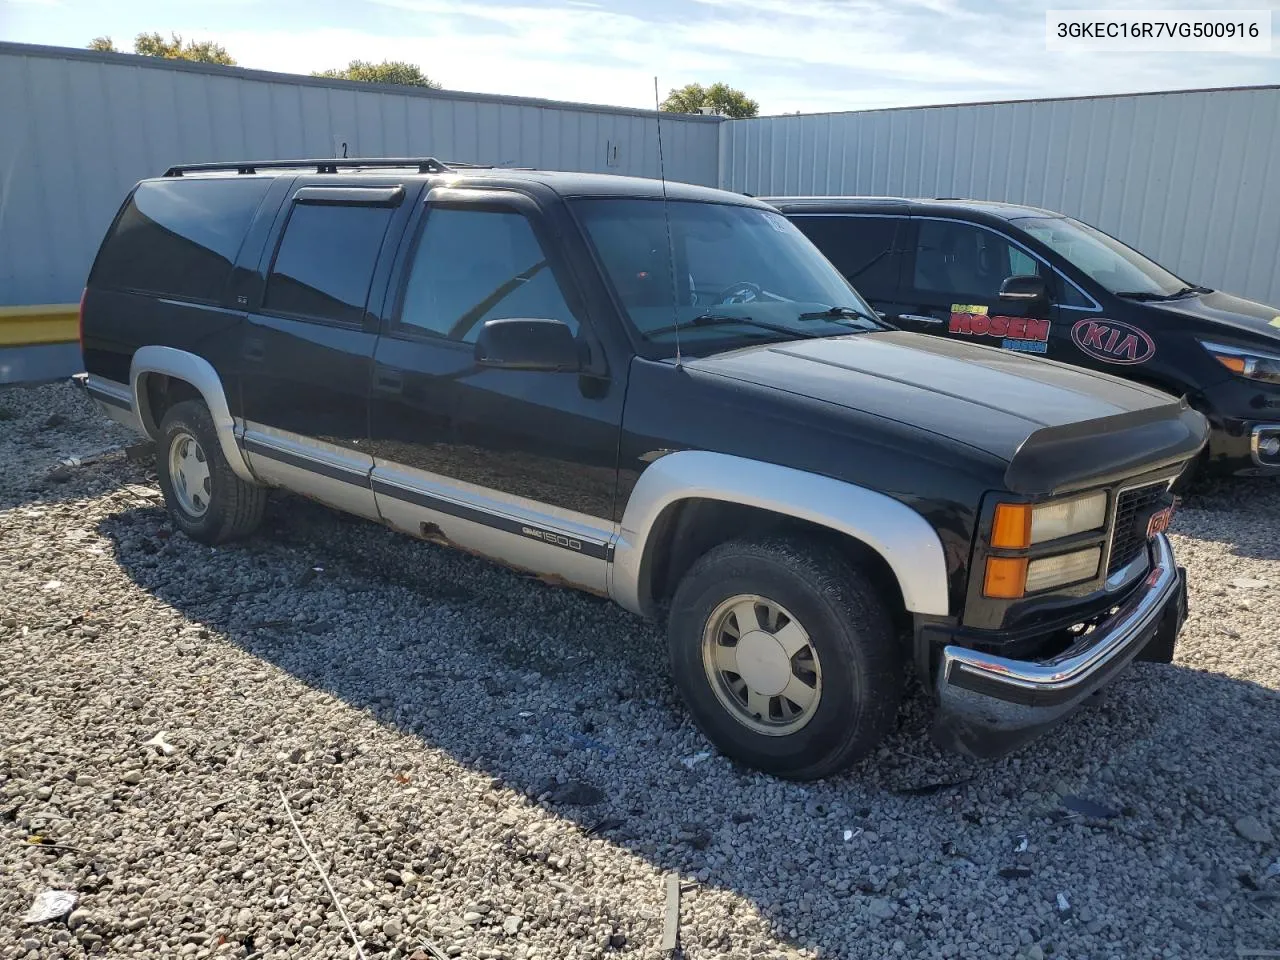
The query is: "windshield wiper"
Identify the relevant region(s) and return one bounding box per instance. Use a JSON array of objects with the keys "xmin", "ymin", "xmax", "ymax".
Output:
[
  {"xmin": 795, "ymin": 305, "xmax": 884, "ymax": 328},
  {"xmin": 645, "ymin": 313, "xmax": 822, "ymax": 340},
  {"xmin": 1114, "ymin": 290, "xmax": 1179, "ymax": 301},
  {"xmin": 1115, "ymin": 284, "xmax": 1212, "ymax": 302}
]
